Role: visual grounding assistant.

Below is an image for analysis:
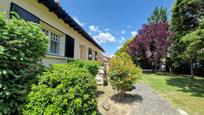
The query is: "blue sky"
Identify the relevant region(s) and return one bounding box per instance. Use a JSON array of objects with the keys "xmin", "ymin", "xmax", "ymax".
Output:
[{"xmin": 61, "ymin": 0, "xmax": 174, "ymax": 56}]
